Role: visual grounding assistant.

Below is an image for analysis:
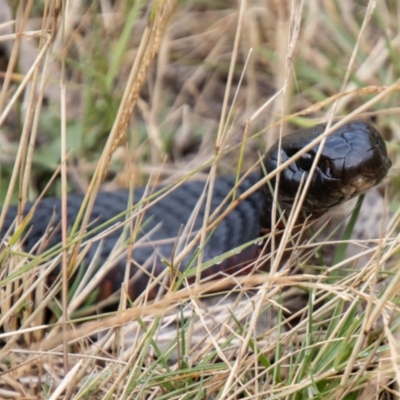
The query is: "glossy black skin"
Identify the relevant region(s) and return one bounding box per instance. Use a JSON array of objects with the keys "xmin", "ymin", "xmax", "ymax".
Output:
[{"xmin": 260, "ymin": 120, "xmax": 392, "ymax": 230}]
